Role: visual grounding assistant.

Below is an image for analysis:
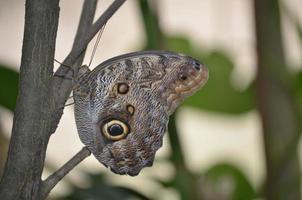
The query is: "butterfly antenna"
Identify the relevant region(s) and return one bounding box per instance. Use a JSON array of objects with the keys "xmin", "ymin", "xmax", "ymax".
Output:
[{"xmin": 88, "ymin": 23, "xmax": 107, "ymax": 67}]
